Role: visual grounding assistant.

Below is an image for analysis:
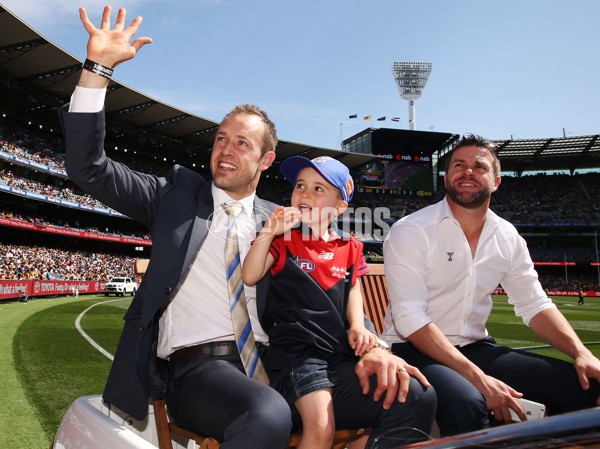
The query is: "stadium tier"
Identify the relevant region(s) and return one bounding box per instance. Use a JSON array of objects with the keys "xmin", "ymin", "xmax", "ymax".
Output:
[{"xmin": 0, "ymin": 6, "xmax": 599, "ymax": 300}]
